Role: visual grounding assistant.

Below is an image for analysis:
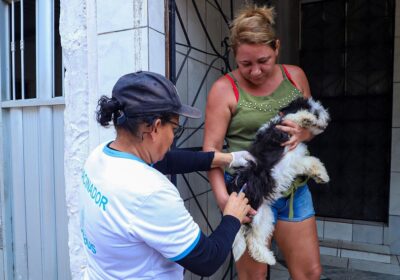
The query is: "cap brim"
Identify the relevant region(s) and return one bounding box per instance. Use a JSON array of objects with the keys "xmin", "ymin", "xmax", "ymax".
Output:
[{"xmin": 173, "ymin": 104, "xmax": 202, "ymax": 119}]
